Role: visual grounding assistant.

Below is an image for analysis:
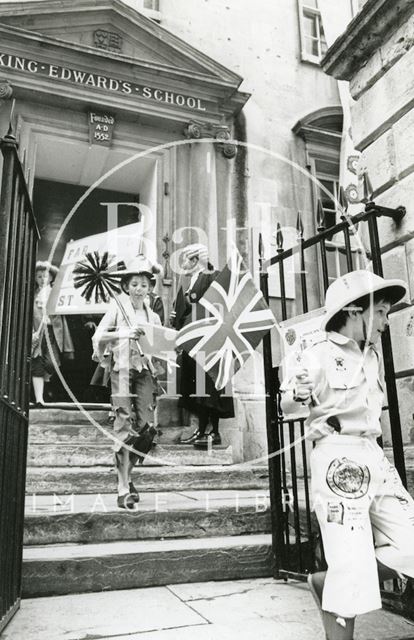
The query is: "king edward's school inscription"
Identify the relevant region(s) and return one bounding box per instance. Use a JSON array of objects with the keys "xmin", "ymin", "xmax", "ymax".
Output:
[{"xmin": 0, "ymin": 53, "xmax": 208, "ymax": 111}]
